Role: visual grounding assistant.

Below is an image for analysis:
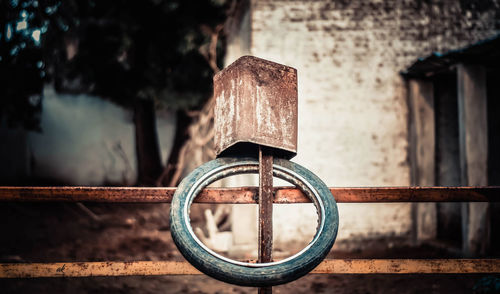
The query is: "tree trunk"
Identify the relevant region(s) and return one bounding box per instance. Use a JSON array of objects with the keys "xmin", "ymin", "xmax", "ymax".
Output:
[
  {"xmin": 161, "ymin": 110, "xmax": 192, "ymax": 186},
  {"xmin": 134, "ymin": 99, "xmax": 163, "ymax": 186}
]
